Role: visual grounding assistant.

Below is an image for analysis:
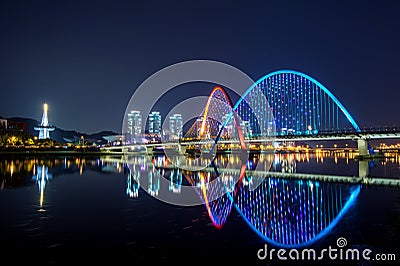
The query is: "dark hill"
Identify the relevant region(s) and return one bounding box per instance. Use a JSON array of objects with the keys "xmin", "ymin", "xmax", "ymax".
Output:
[{"xmin": 6, "ymin": 116, "xmax": 118, "ymax": 144}]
